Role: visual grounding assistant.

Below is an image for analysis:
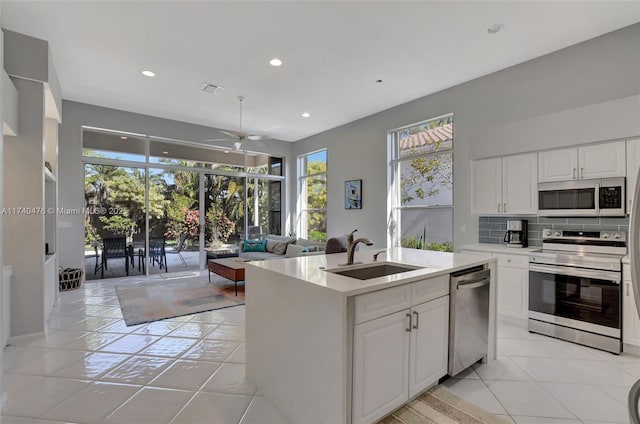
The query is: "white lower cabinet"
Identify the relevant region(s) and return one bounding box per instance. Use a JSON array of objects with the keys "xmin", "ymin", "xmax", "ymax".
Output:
[
  {"xmin": 352, "ymin": 279, "xmax": 450, "ymax": 424},
  {"xmin": 496, "ymin": 263, "xmax": 528, "ymax": 320},
  {"xmin": 409, "ymin": 296, "xmax": 449, "ymax": 397},
  {"xmin": 623, "ymin": 264, "xmax": 640, "ymax": 347},
  {"xmin": 352, "ymin": 310, "xmax": 410, "ymax": 424}
]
